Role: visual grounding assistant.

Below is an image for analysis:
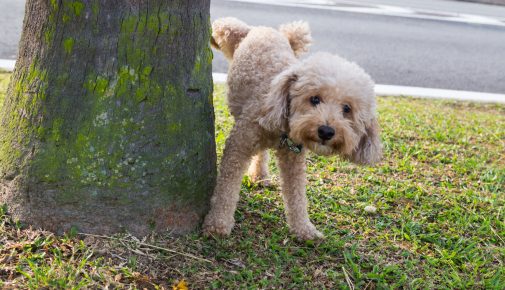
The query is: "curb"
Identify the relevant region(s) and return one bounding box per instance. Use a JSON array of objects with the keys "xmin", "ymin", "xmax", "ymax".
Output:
[
  {"xmin": 213, "ymin": 73, "xmax": 505, "ymax": 104},
  {"xmin": 374, "ymin": 84, "xmax": 505, "ymax": 103},
  {"xmin": 1, "ymin": 62, "xmax": 503, "ymax": 104},
  {"xmin": 0, "ymin": 59, "xmax": 15, "ymax": 71}
]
